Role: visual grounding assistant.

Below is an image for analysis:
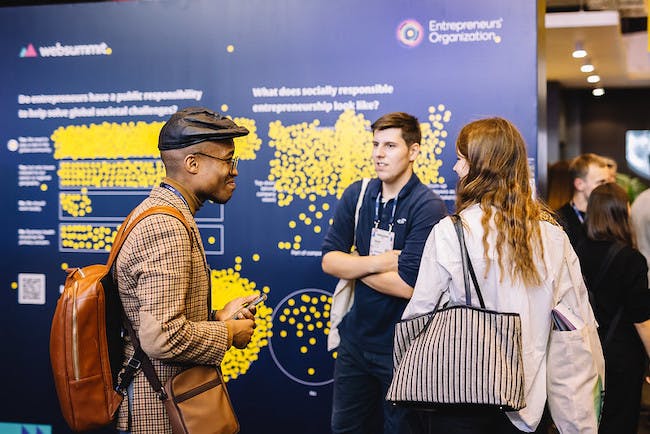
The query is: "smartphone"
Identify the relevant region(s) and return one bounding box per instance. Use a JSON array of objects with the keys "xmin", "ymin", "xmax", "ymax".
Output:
[
  {"xmin": 232, "ymin": 294, "xmax": 267, "ymax": 319},
  {"xmin": 245, "ymin": 293, "xmax": 267, "ymax": 308}
]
